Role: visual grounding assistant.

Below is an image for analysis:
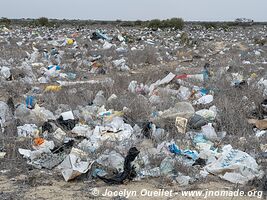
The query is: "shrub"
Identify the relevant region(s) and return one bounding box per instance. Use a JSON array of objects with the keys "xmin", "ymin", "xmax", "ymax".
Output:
[
  {"xmin": 134, "ymin": 20, "xmax": 143, "ymax": 26},
  {"xmin": 147, "ymin": 18, "xmax": 184, "ymax": 30},
  {"xmin": 120, "ymin": 21, "xmax": 135, "ymax": 27},
  {"xmin": 202, "ymin": 22, "xmax": 218, "ymax": 29},
  {"xmin": 163, "ymin": 18, "xmax": 184, "ymax": 30},
  {"xmin": 36, "ymin": 17, "xmax": 49, "ymax": 26},
  {"xmin": 116, "ymin": 19, "xmax": 122, "ymax": 23},
  {"xmin": 147, "ymin": 19, "xmax": 162, "ymax": 29},
  {"xmin": 0, "ymin": 17, "xmax": 11, "ymax": 27},
  {"xmin": 226, "ymin": 22, "xmax": 239, "ymax": 27}
]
